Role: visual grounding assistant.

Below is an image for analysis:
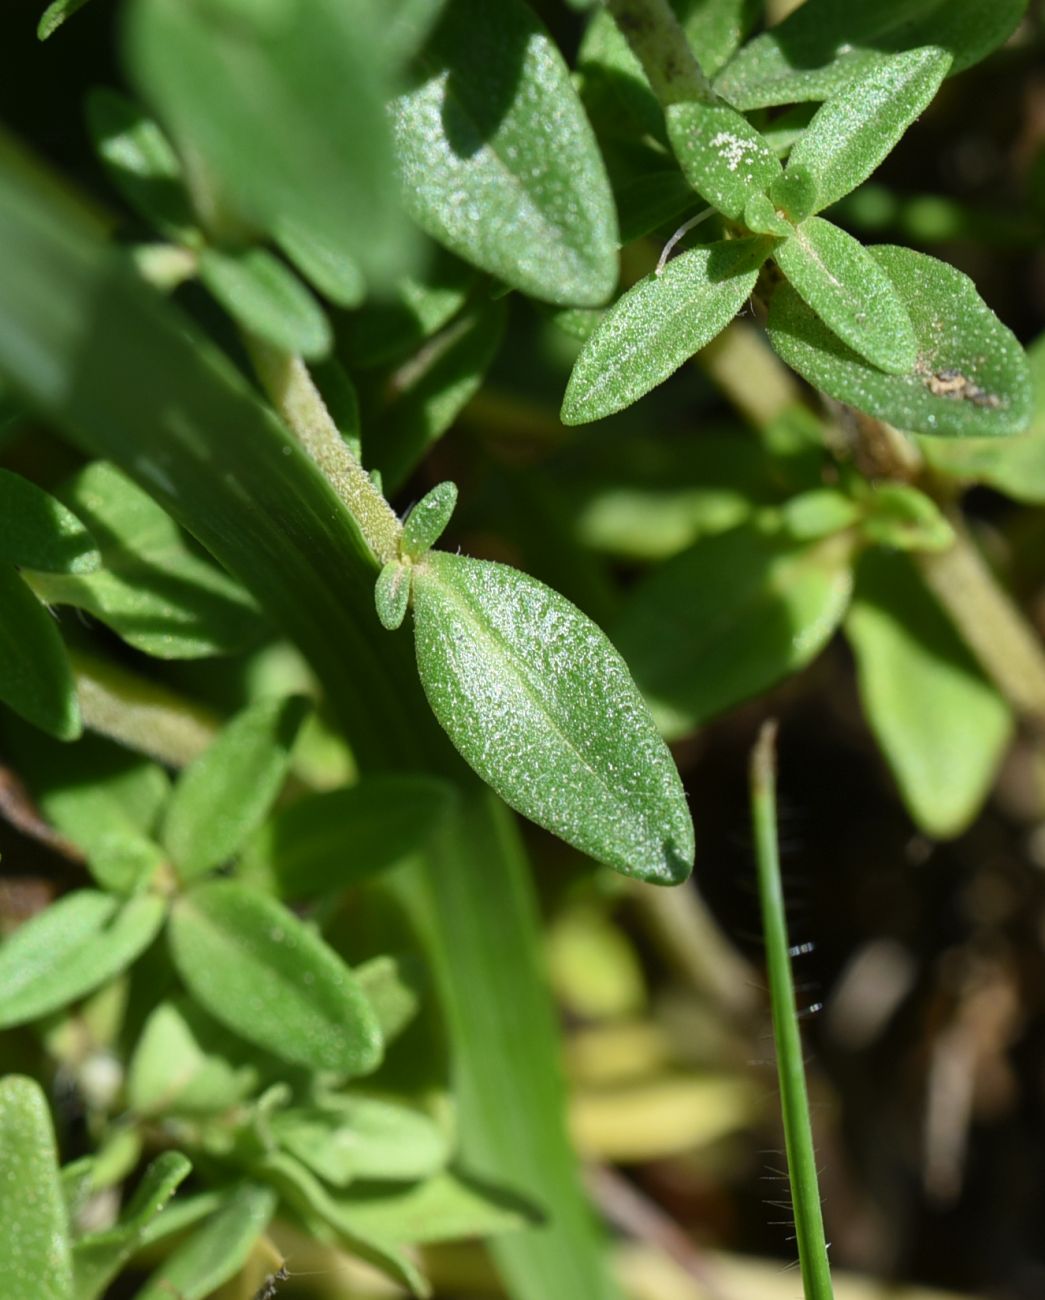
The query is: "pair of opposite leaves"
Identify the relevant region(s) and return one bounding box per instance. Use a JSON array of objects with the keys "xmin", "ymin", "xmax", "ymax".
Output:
[{"xmin": 374, "ymin": 482, "xmax": 694, "ymax": 887}]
